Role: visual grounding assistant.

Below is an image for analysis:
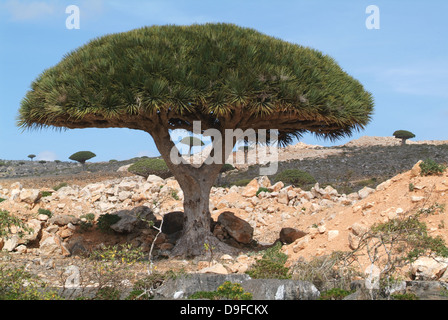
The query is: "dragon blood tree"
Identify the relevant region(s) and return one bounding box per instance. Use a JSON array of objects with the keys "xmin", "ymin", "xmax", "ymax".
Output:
[{"xmin": 18, "ymin": 23, "xmax": 374, "ymax": 257}]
